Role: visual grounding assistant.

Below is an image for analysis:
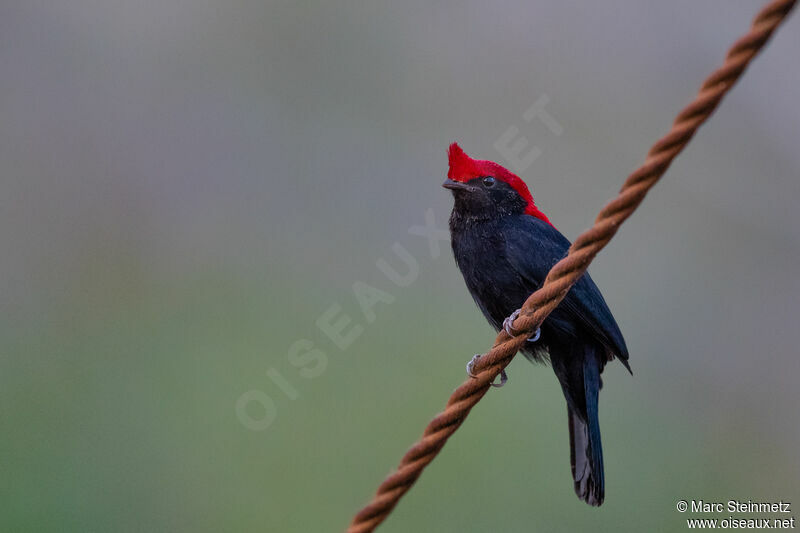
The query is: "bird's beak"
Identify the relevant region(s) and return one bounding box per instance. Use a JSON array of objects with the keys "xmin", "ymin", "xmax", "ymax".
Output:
[{"xmin": 442, "ymin": 178, "xmax": 470, "ymax": 191}]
